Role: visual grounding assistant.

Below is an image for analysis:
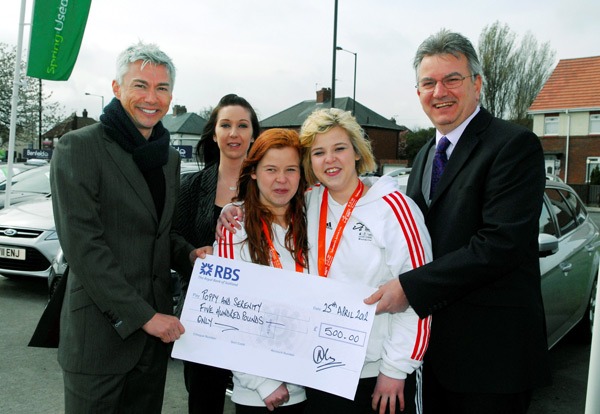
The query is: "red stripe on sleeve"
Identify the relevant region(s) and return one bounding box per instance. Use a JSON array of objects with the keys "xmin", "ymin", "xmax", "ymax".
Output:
[
  {"xmin": 383, "ymin": 192, "xmax": 431, "ymax": 360},
  {"xmin": 411, "ymin": 315, "xmax": 432, "ymax": 360},
  {"xmin": 383, "ymin": 192, "xmax": 425, "ymax": 269},
  {"xmin": 217, "ymin": 227, "xmax": 235, "ymax": 259}
]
